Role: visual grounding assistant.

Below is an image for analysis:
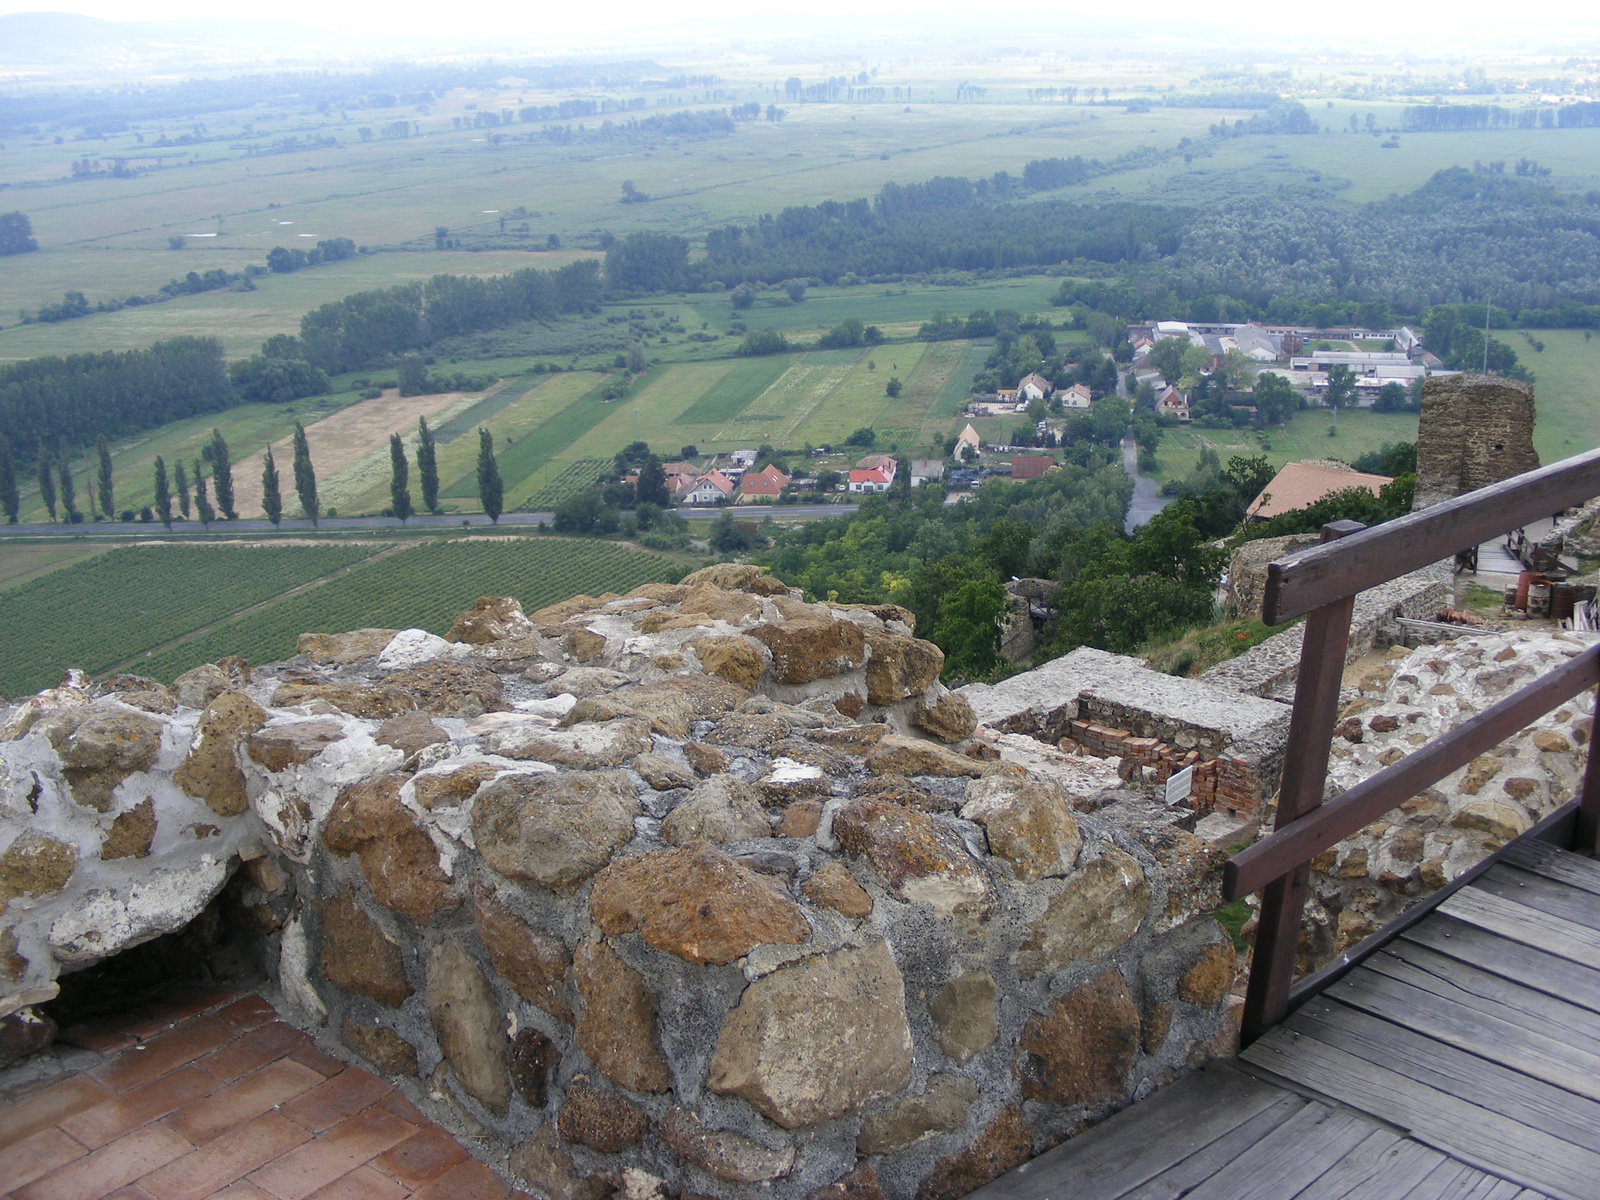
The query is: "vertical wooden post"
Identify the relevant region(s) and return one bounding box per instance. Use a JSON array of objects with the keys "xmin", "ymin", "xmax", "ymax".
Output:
[
  {"xmin": 1576, "ymin": 685, "xmax": 1600, "ymax": 856},
  {"xmin": 1240, "ymin": 520, "xmax": 1364, "ymax": 1044}
]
